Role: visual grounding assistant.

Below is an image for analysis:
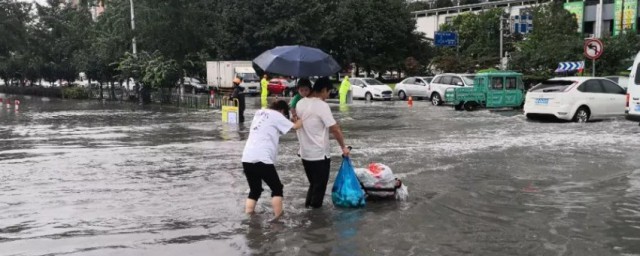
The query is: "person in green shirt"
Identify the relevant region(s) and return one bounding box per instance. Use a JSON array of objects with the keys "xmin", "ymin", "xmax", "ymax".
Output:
[
  {"xmin": 290, "ymin": 78, "xmax": 312, "ymax": 121},
  {"xmin": 339, "ymin": 76, "xmax": 351, "ymax": 104},
  {"xmin": 261, "ymin": 74, "xmax": 269, "ymax": 108}
]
